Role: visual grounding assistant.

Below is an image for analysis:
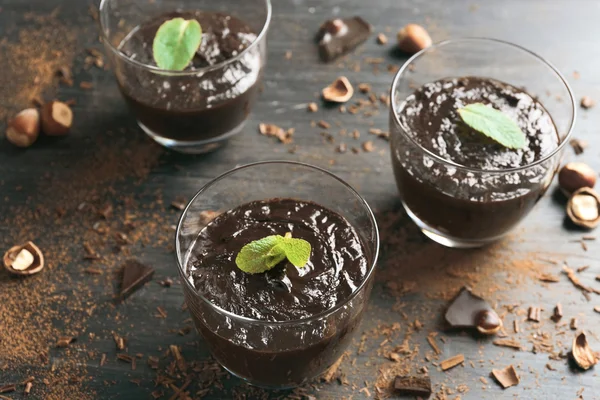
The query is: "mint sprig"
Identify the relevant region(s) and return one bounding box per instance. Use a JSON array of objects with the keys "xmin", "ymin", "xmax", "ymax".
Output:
[
  {"xmin": 457, "ymin": 103, "xmax": 527, "ymax": 150},
  {"xmin": 152, "ymin": 18, "xmax": 202, "ymax": 71},
  {"xmin": 235, "ymin": 233, "xmax": 311, "ymax": 274}
]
